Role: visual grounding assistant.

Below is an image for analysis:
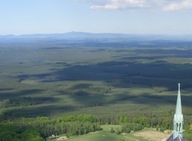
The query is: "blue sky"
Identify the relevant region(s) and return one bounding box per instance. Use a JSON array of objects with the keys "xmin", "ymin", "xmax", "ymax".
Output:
[{"xmin": 0, "ymin": 0, "xmax": 192, "ymax": 35}]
